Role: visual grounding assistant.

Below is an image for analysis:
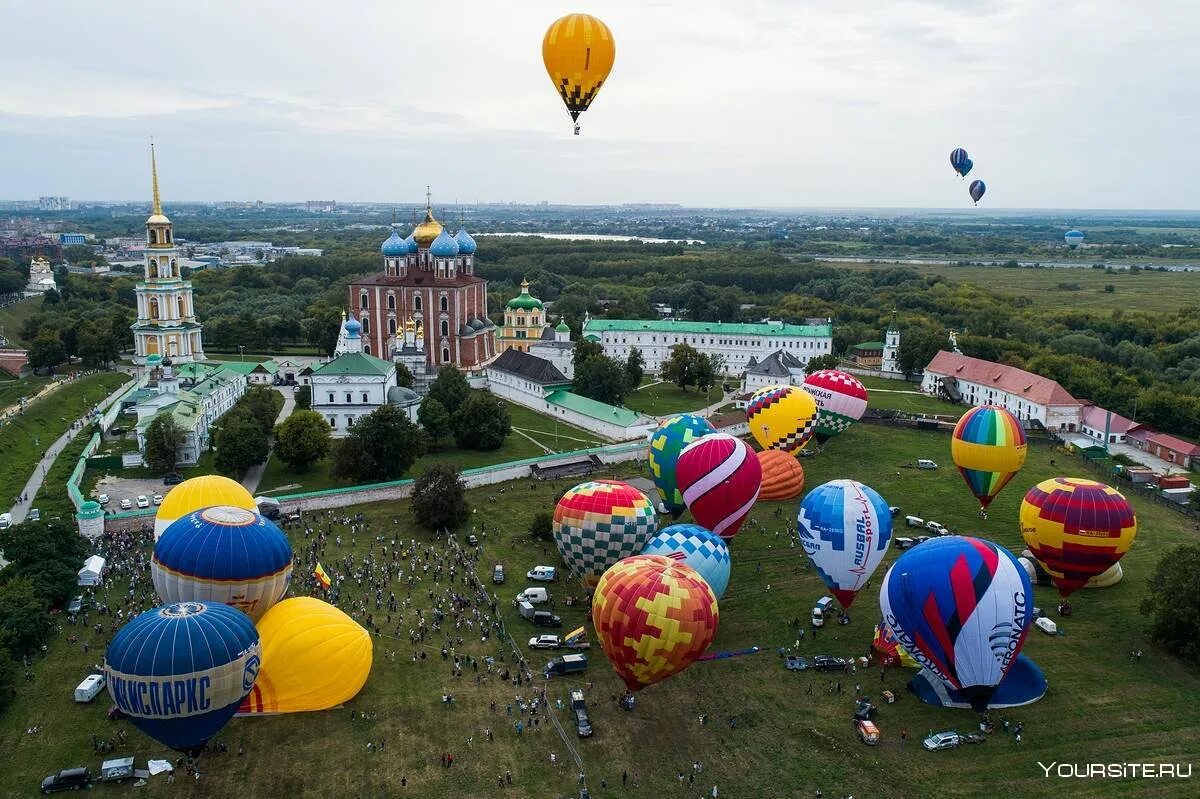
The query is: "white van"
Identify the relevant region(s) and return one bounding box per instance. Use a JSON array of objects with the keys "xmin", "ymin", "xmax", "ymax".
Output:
[
  {"xmin": 811, "ymin": 596, "xmax": 836, "ymax": 627},
  {"xmin": 516, "ymin": 587, "xmax": 549, "ymax": 605},
  {"xmin": 1034, "ymin": 617, "xmax": 1058, "ymax": 636},
  {"xmin": 917, "ymin": 459, "xmax": 939, "ymax": 470},
  {"xmin": 925, "ymin": 521, "xmax": 949, "ymax": 536},
  {"xmin": 0, "ymin": 513, "xmax": 12, "ymax": 531},
  {"xmin": 526, "ymin": 566, "xmax": 557, "ymax": 582},
  {"xmin": 905, "ymin": 515, "xmax": 925, "ymax": 528},
  {"xmin": 75, "ymin": 674, "xmax": 105, "ymax": 703}
]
